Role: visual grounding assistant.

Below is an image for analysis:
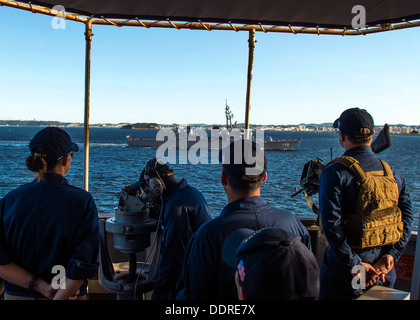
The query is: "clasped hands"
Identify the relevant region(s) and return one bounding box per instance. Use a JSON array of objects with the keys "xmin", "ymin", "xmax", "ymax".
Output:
[{"xmin": 353, "ymin": 254, "xmax": 395, "ymax": 288}]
